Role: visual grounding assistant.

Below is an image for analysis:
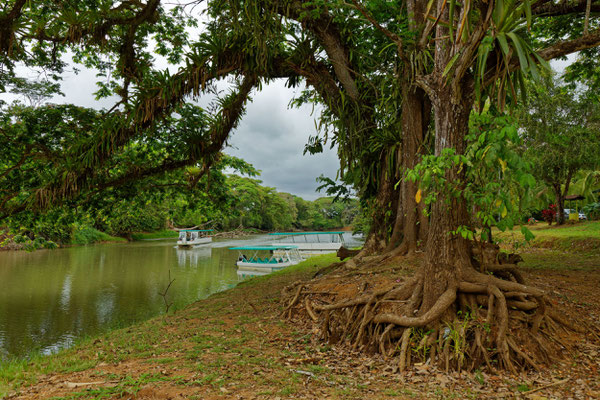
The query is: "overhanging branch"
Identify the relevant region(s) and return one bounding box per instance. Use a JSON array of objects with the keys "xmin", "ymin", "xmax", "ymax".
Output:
[{"xmin": 537, "ymin": 29, "xmax": 600, "ymax": 60}]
